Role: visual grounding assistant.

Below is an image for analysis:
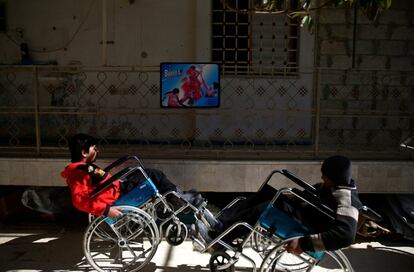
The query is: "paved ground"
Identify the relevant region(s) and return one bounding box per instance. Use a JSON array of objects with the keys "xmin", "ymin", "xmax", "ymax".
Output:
[{"xmin": 0, "ymin": 219, "xmax": 413, "ymax": 272}]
